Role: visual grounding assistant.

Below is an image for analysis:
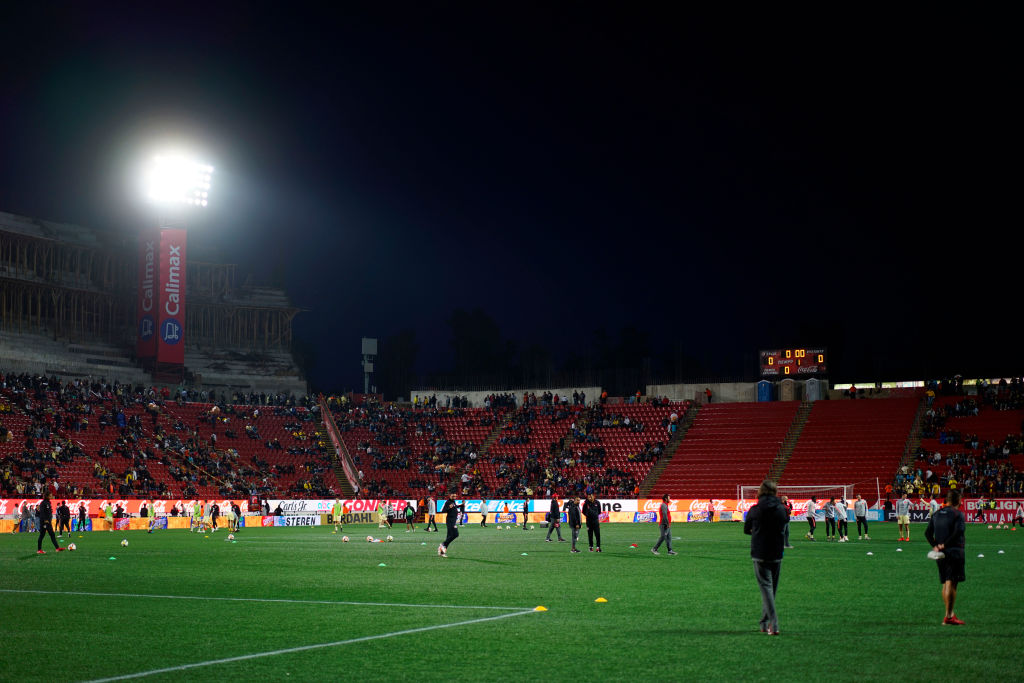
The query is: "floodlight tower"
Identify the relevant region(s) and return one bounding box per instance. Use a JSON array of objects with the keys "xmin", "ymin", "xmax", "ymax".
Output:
[{"xmin": 136, "ymin": 152, "xmax": 214, "ymax": 379}]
